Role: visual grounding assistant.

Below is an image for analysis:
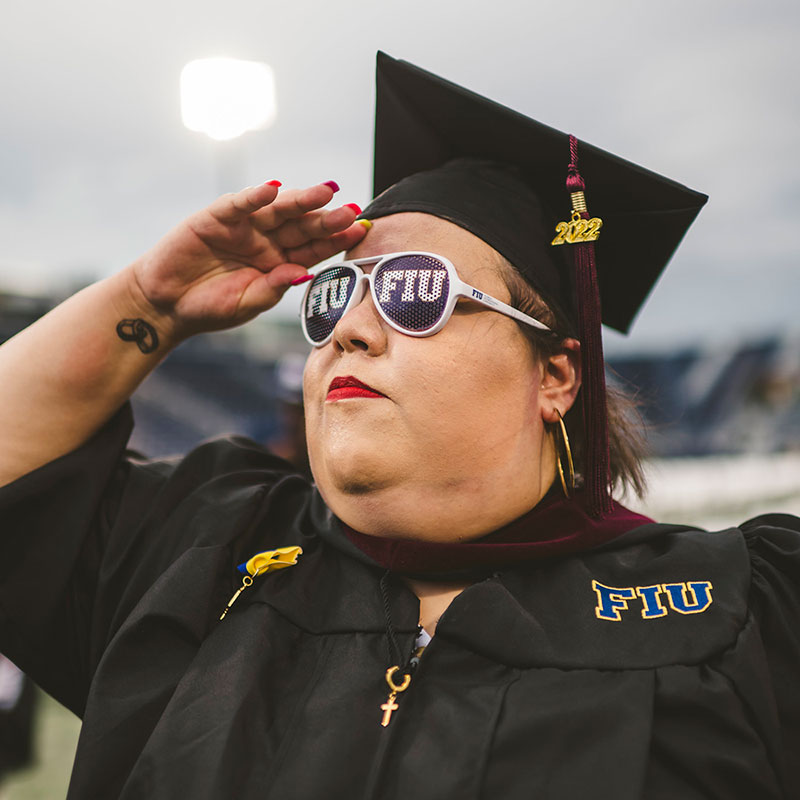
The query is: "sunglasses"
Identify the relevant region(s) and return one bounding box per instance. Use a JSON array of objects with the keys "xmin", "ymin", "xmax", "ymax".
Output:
[{"xmin": 300, "ymin": 251, "xmax": 553, "ymax": 347}]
